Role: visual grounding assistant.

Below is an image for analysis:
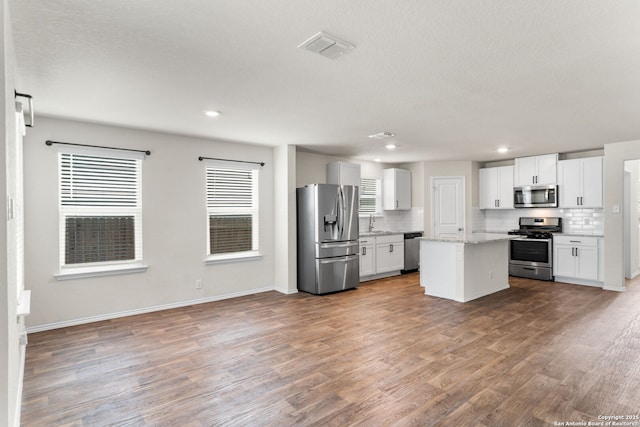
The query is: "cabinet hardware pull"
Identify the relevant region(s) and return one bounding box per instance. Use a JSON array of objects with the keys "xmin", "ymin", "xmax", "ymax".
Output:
[
  {"xmin": 396, "ymin": 200, "xmax": 399, "ymax": 208},
  {"xmin": 362, "ymin": 247, "xmax": 366, "ymax": 256},
  {"xmin": 390, "ymin": 244, "xmax": 393, "ymax": 252}
]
